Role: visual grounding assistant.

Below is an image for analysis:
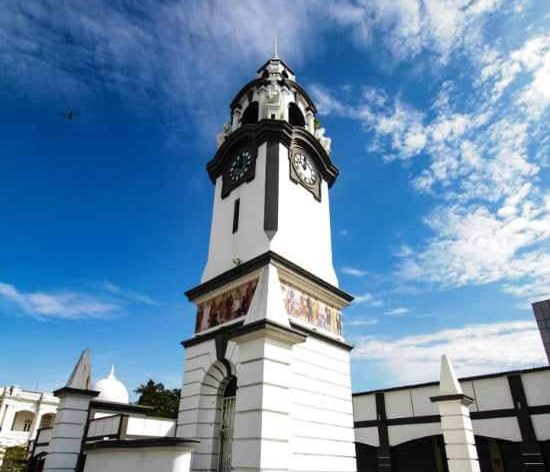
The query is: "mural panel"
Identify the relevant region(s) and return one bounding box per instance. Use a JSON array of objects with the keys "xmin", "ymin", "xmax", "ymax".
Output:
[
  {"xmin": 281, "ymin": 282, "xmax": 342, "ymax": 335},
  {"xmin": 195, "ymin": 279, "xmax": 258, "ymax": 333}
]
